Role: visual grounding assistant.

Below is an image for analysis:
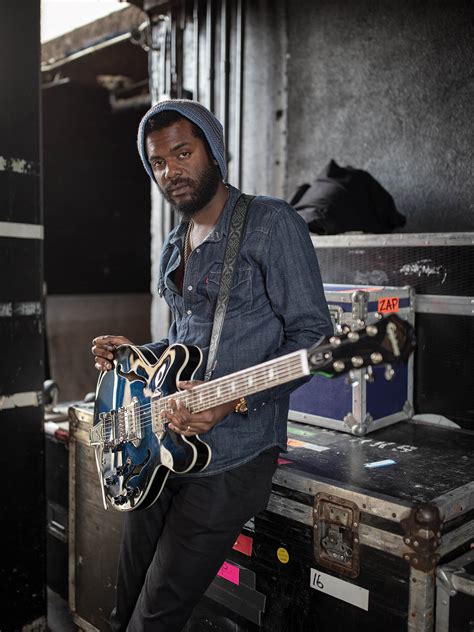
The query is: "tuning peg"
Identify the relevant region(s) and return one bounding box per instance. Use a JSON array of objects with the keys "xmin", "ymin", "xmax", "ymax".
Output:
[
  {"xmin": 370, "ymin": 352, "xmax": 383, "ymax": 364},
  {"xmin": 384, "ymin": 365, "xmax": 395, "ymax": 381},
  {"xmin": 364, "ymin": 366, "xmax": 375, "ymax": 383},
  {"xmin": 347, "ymin": 331, "xmax": 360, "ymax": 342},
  {"xmin": 329, "ymin": 336, "xmax": 342, "ymax": 347},
  {"xmin": 351, "ymin": 356, "xmax": 364, "ymax": 368},
  {"xmin": 366, "ymin": 325, "xmax": 378, "ymax": 337},
  {"xmin": 333, "ymin": 360, "xmax": 345, "ymax": 372}
]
